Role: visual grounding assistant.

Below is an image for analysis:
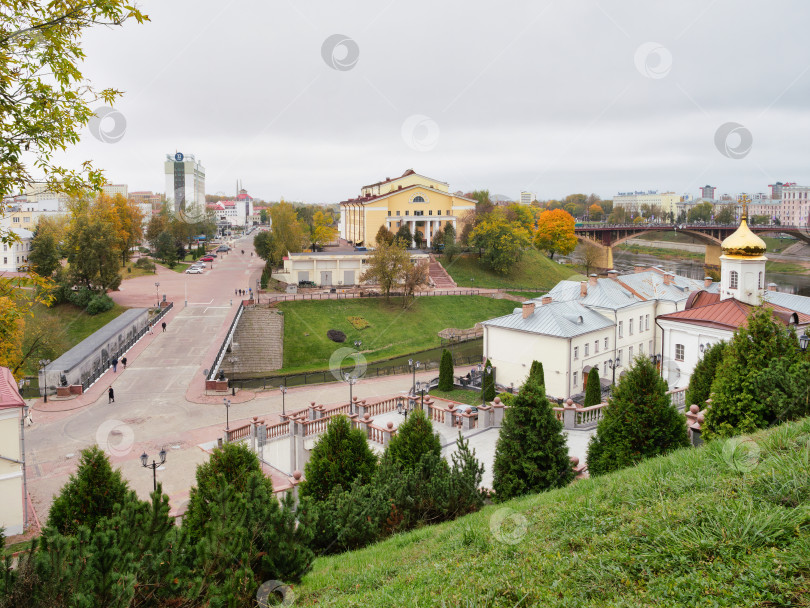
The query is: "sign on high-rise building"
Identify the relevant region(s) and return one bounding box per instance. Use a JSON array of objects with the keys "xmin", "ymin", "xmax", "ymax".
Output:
[{"xmin": 164, "ymin": 152, "xmax": 205, "ymax": 213}]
